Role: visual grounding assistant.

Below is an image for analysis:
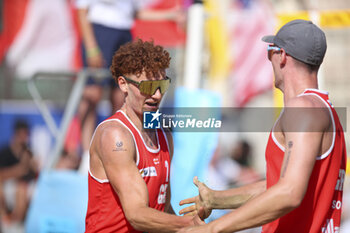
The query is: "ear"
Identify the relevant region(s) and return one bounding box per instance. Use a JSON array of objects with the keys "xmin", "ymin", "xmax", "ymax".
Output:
[
  {"xmin": 280, "ymin": 49, "xmax": 287, "ymax": 66},
  {"xmin": 118, "ymin": 76, "xmax": 128, "ymax": 93}
]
